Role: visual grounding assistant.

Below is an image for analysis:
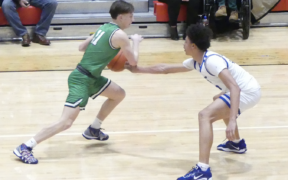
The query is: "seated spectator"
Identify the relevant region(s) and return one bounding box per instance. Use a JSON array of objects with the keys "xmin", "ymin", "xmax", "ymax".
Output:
[
  {"xmin": 158, "ymin": 0, "xmax": 202, "ymax": 40},
  {"xmin": 215, "ymin": 0, "xmax": 238, "ymax": 22},
  {"xmin": 2, "ymin": 0, "xmax": 58, "ymax": 46}
]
